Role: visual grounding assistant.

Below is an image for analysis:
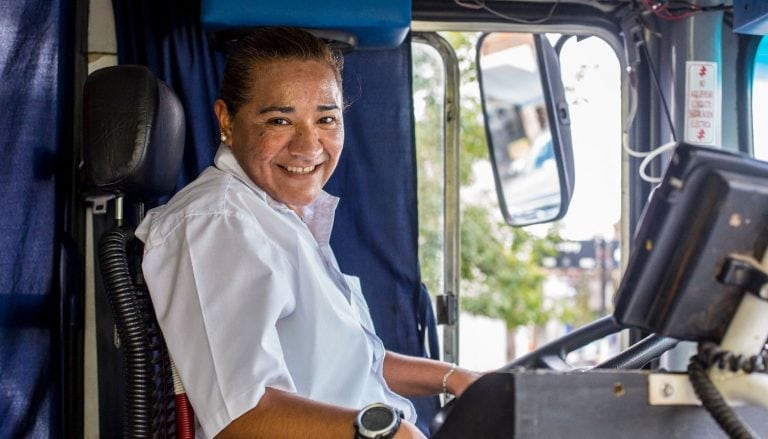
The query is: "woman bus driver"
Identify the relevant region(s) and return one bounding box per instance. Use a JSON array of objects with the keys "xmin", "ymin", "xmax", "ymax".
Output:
[{"xmin": 136, "ymin": 28, "xmax": 479, "ymax": 438}]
